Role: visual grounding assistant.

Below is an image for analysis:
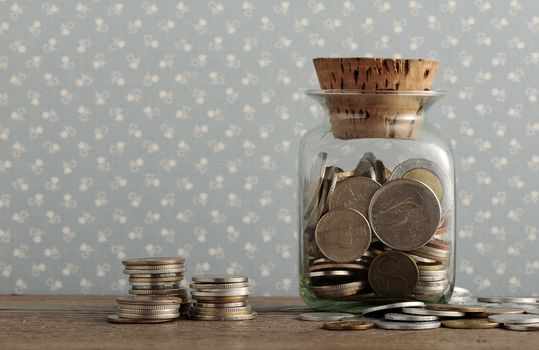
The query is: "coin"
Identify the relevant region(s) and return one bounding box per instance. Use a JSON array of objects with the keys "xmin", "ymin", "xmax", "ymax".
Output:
[
  {"xmin": 189, "ymin": 312, "xmax": 257, "ymax": 321},
  {"xmin": 121, "ymin": 264, "xmax": 184, "ymax": 270},
  {"xmin": 117, "ymin": 296, "xmax": 181, "ymax": 306},
  {"xmin": 362, "ymin": 301, "xmax": 425, "ymax": 315},
  {"xmin": 527, "ymin": 308, "xmax": 539, "ymax": 315},
  {"xmin": 118, "ymin": 303, "xmax": 181, "ymax": 311},
  {"xmin": 309, "ymin": 262, "xmax": 370, "ymax": 272},
  {"xmin": 129, "ymin": 276, "xmax": 183, "ymax": 283},
  {"xmin": 123, "ymin": 268, "xmax": 186, "ymax": 274},
  {"xmin": 328, "ymin": 177, "xmax": 381, "ymax": 218},
  {"xmin": 354, "ymin": 154, "xmax": 376, "ymax": 180},
  {"xmin": 402, "ymin": 307, "xmax": 465, "ymax": 317},
  {"xmin": 315, "ymin": 208, "xmax": 371, "ymax": 263},
  {"xmin": 322, "ymin": 321, "xmax": 374, "ymax": 330},
  {"xmin": 122, "ymin": 257, "xmax": 185, "ymax": 266},
  {"xmin": 488, "ymin": 314, "xmax": 539, "ymax": 324},
  {"xmin": 390, "ymin": 158, "xmax": 453, "ymax": 215},
  {"xmin": 369, "ymin": 179, "xmax": 441, "ymax": 251},
  {"xmin": 499, "ymin": 297, "xmax": 538, "ymax": 304},
  {"xmin": 426, "ymin": 304, "xmax": 486, "ymax": 313},
  {"xmin": 131, "ymin": 283, "xmax": 181, "ymax": 290},
  {"xmin": 504, "ymin": 323, "xmax": 539, "ymax": 331},
  {"xmin": 191, "ymin": 288, "xmax": 250, "ymax": 297},
  {"xmin": 192, "ymin": 275, "xmax": 248, "ymax": 283},
  {"xmin": 299, "ymin": 312, "xmax": 354, "ymax": 321},
  {"xmin": 442, "ymin": 319, "xmax": 500, "ymax": 329},
  {"xmin": 118, "ymin": 312, "xmax": 180, "ymax": 320},
  {"xmin": 190, "ymin": 282, "xmax": 250, "ymax": 289},
  {"xmin": 195, "ymin": 302, "xmax": 247, "ymax": 308},
  {"xmin": 368, "ymin": 251, "xmax": 419, "ymax": 298},
  {"xmin": 118, "ymin": 307, "xmax": 180, "ymax": 315},
  {"xmin": 191, "ymin": 306, "xmax": 252, "ymax": 314},
  {"xmin": 478, "ymin": 307, "xmax": 526, "ymax": 317},
  {"xmin": 304, "ymin": 152, "xmax": 327, "ymax": 220},
  {"xmin": 310, "ymin": 281, "xmax": 366, "ymax": 298},
  {"xmin": 375, "ymin": 320, "xmax": 441, "ymax": 330},
  {"xmin": 106, "ymin": 314, "xmax": 174, "ymax": 324},
  {"xmin": 385, "ymin": 313, "xmax": 438, "ymax": 321},
  {"xmin": 193, "ymin": 296, "xmax": 248, "ymax": 303},
  {"xmin": 307, "ymin": 270, "xmax": 356, "ymax": 279}
]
